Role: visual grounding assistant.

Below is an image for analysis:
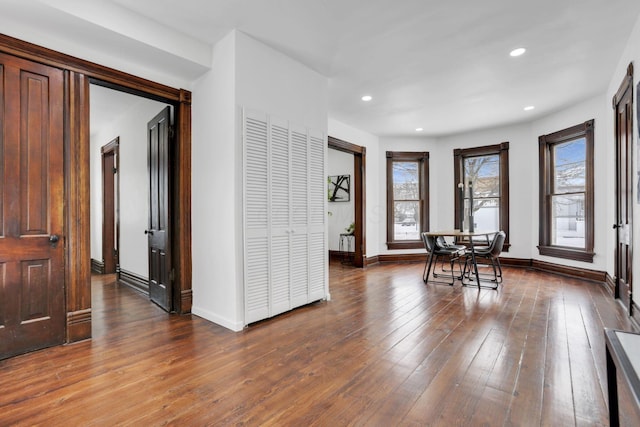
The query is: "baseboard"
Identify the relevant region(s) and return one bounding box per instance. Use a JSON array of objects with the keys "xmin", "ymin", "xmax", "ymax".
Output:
[
  {"xmin": 605, "ymin": 272, "xmax": 616, "ymax": 297},
  {"xmin": 364, "ymin": 253, "xmax": 608, "ymax": 283},
  {"xmin": 179, "ymin": 289, "xmax": 193, "ymax": 314},
  {"xmin": 365, "ymin": 255, "xmax": 379, "ymax": 266},
  {"xmin": 529, "ymin": 259, "xmax": 605, "ymax": 282},
  {"xmin": 191, "ymin": 306, "xmax": 244, "ymax": 332},
  {"xmin": 91, "ymin": 258, "xmax": 104, "ymax": 274},
  {"xmin": 118, "ymin": 269, "xmax": 149, "ymax": 295},
  {"xmin": 631, "ymin": 301, "xmax": 640, "ymax": 331},
  {"xmin": 377, "ymin": 253, "xmax": 425, "ymax": 264},
  {"xmin": 66, "ymin": 308, "xmax": 92, "ymax": 343}
]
